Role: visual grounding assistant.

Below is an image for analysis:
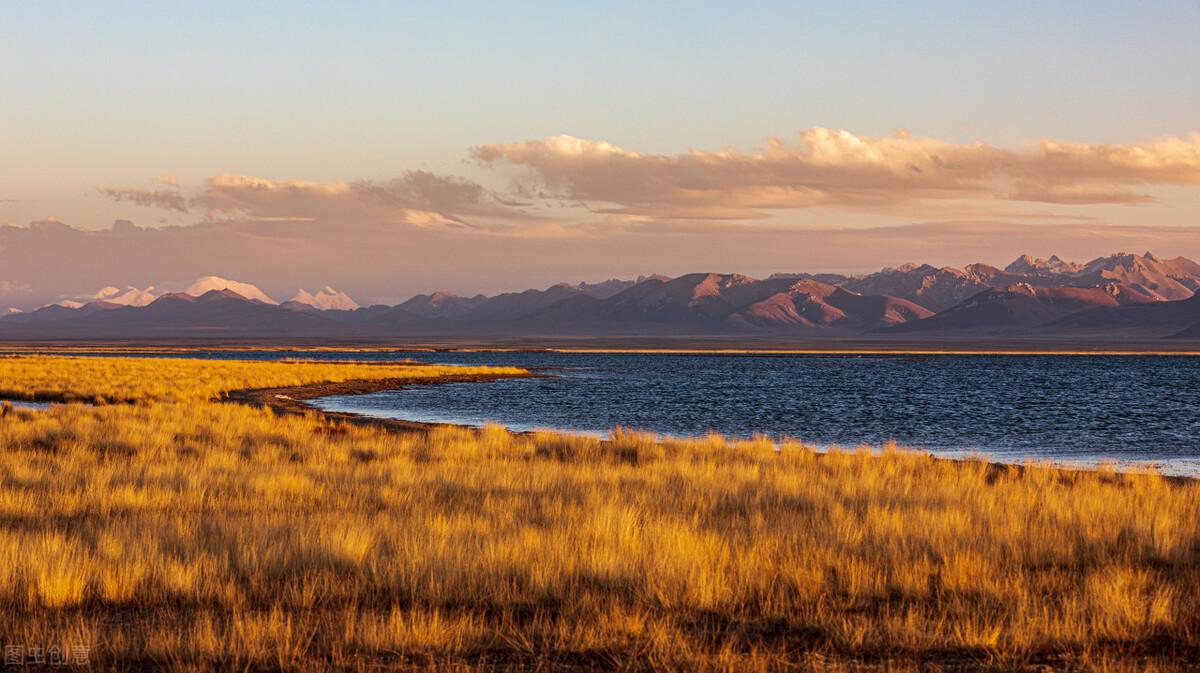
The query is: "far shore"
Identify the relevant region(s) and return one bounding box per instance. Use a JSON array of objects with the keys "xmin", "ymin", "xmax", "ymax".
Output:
[{"xmin": 3, "ymin": 337, "xmax": 1200, "ymax": 355}]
